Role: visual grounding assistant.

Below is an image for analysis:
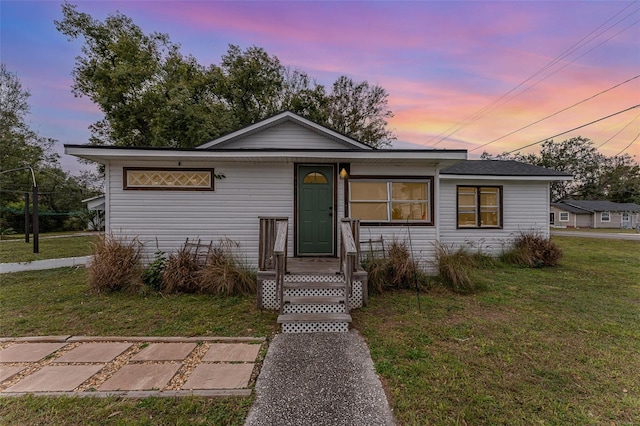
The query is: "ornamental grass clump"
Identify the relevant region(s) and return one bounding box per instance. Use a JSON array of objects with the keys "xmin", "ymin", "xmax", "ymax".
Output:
[
  {"xmin": 501, "ymin": 230, "xmax": 562, "ymax": 267},
  {"xmin": 199, "ymin": 238, "xmax": 256, "ymax": 296},
  {"xmin": 162, "ymin": 244, "xmax": 201, "ymax": 293},
  {"xmin": 362, "ymin": 240, "xmax": 420, "ymax": 294},
  {"xmin": 88, "ymin": 233, "xmax": 142, "ymax": 293},
  {"xmin": 434, "ymin": 243, "xmax": 488, "ymax": 294}
]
